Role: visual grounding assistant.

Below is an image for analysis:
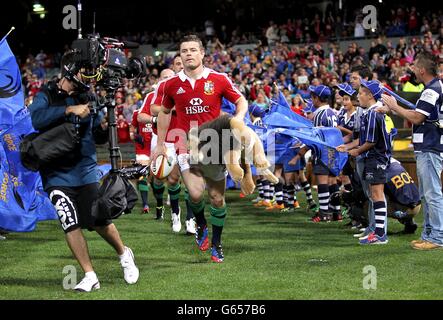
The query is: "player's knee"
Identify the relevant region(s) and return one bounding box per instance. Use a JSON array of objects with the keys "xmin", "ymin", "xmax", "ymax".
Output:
[
  {"xmin": 167, "ymin": 173, "xmax": 180, "ymax": 185},
  {"xmin": 209, "ymin": 193, "xmax": 225, "ymax": 208},
  {"xmin": 188, "ymin": 188, "xmax": 204, "ymax": 203},
  {"xmin": 370, "ymin": 187, "xmax": 385, "ymax": 202}
]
